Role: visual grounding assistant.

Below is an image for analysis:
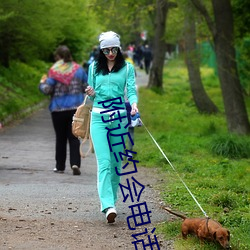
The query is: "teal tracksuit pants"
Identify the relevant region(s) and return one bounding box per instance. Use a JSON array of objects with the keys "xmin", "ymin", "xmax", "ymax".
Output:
[{"xmin": 90, "ymin": 110, "xmax": 128, "ymax": 212}]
